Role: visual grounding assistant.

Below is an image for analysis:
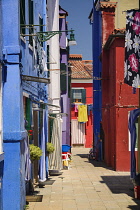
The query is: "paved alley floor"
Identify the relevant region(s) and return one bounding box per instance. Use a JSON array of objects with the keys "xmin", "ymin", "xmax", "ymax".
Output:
[{"xmin": 28, "ymin": 148, "xmax": 140, "ymax": 210}]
